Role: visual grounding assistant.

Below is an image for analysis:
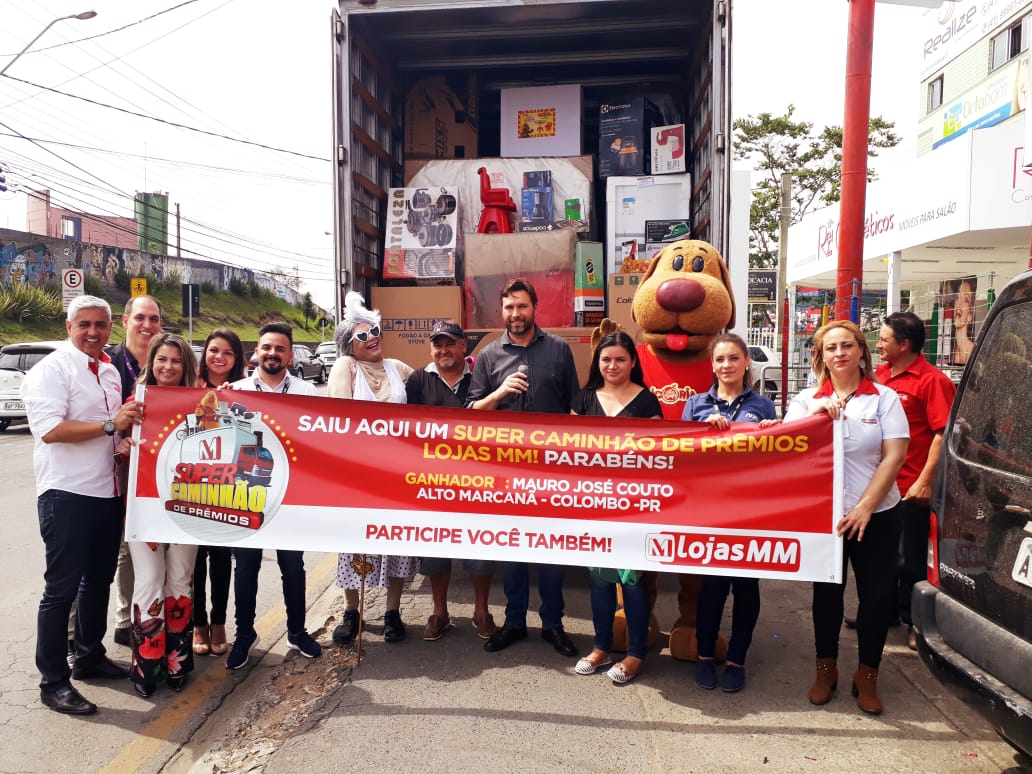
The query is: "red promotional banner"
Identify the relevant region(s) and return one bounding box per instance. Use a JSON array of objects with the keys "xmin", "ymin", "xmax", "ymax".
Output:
[{"xmin": 126, "ymin": 386, "xmax": 844, "ymax": 582}]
